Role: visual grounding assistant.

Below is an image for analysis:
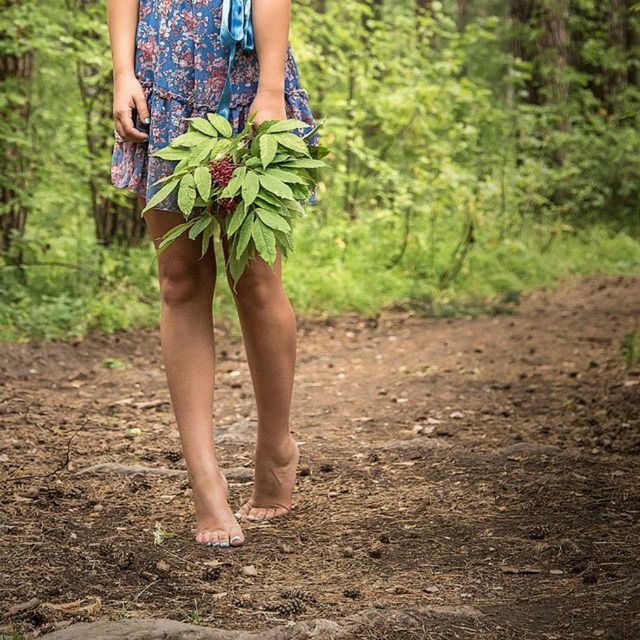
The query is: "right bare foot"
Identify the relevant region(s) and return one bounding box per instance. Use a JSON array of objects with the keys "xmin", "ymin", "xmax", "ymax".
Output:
[{"xmin": 190, "ymin": 468, "xmax": 245, "ymax": 548}]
